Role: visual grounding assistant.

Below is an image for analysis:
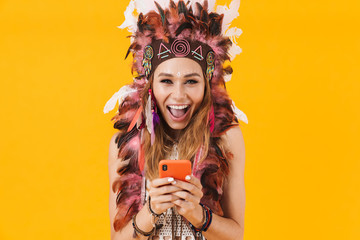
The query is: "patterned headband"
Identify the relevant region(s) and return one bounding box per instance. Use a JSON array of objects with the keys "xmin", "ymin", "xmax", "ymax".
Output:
[{"xmin": 142, "ymin": 38, "xmax": 215, "ymax": 81}]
